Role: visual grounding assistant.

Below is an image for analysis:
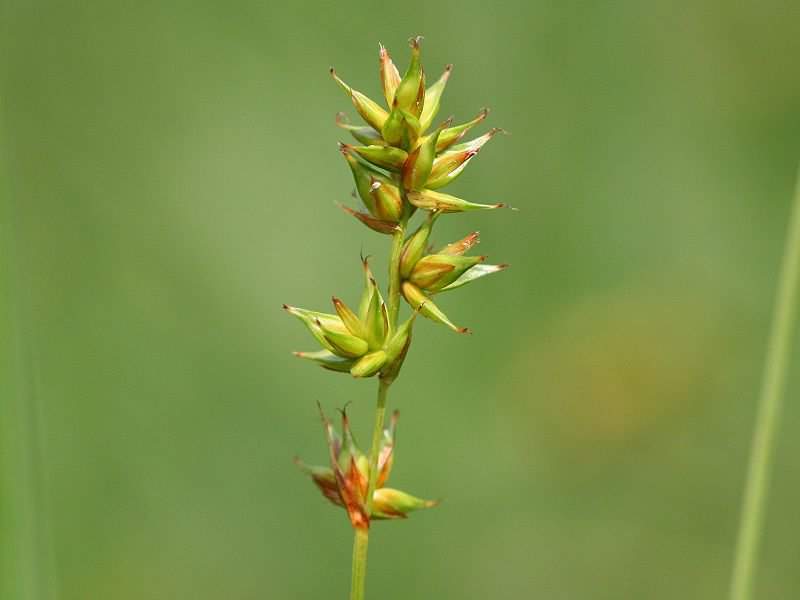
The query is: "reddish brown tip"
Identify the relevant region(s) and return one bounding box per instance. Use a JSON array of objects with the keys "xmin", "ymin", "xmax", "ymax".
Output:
[{"xmin": 457, "ymin": 327, "xmax": 472, "ymax": 335}]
